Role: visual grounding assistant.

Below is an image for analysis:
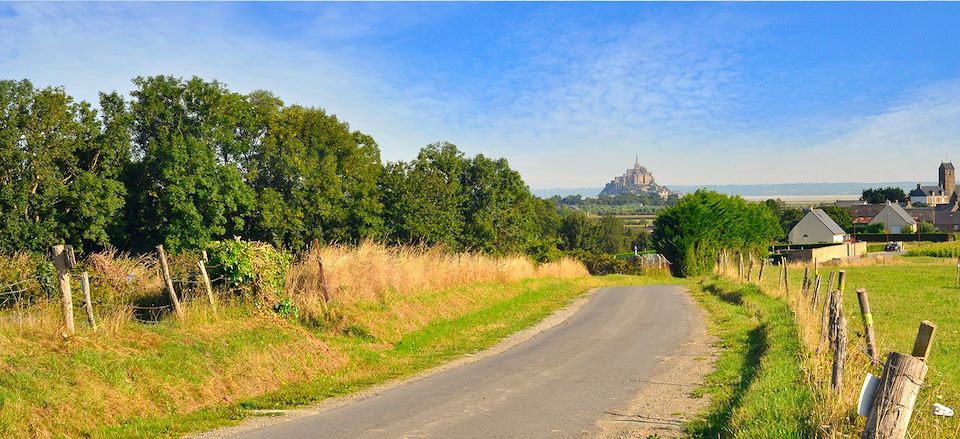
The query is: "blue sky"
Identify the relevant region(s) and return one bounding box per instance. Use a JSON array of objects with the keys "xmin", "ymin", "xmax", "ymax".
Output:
[{"xmin": 2, "ymin": 2, "xmax": 960, "ymax": 188}]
